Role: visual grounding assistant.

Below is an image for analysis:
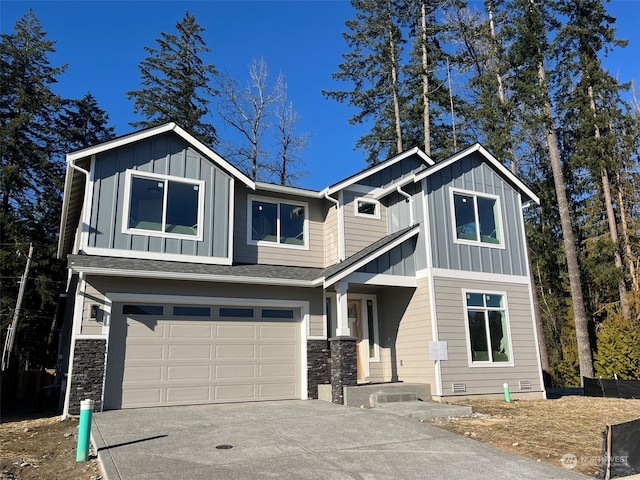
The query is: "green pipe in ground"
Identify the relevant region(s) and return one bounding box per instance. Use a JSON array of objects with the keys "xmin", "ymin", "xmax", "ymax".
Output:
[
  {"xmin": 76, "ymin": 399, "xmax": 94, "ymax": 462},
  {"xmin": 503, "ymin": 383, "xmax": 511, "ymax": 403}
]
